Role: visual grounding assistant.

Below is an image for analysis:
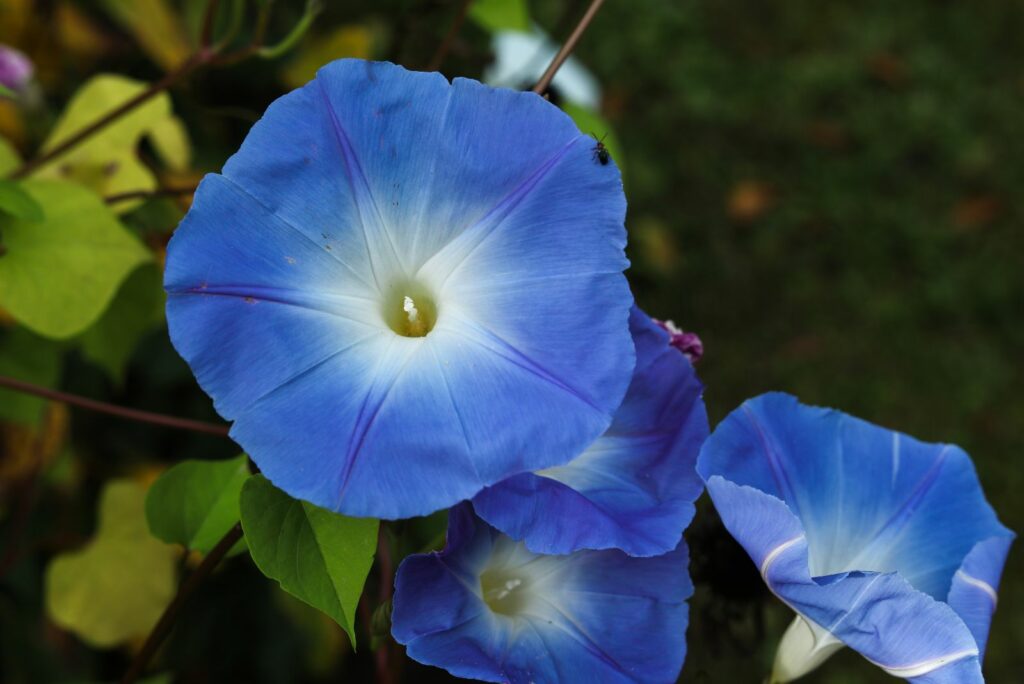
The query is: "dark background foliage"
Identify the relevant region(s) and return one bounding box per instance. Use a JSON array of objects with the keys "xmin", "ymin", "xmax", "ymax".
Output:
[{"xmin": 0, "ymin": 0, "xmax": 1021, "ymax": 682}]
